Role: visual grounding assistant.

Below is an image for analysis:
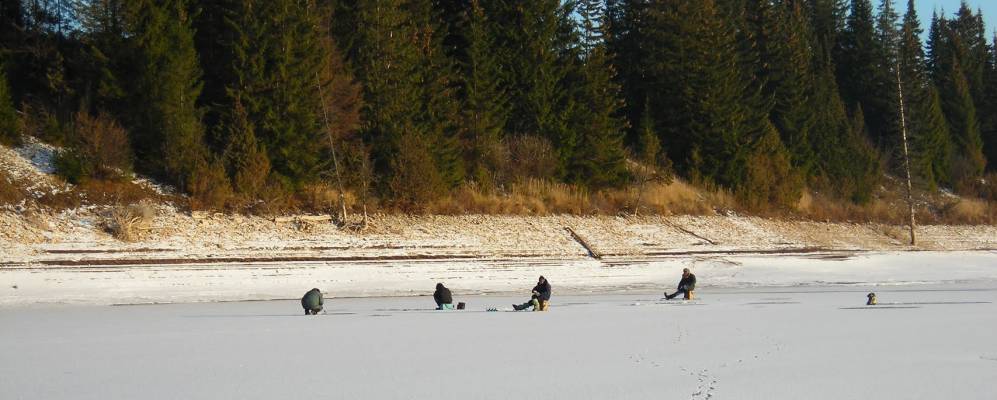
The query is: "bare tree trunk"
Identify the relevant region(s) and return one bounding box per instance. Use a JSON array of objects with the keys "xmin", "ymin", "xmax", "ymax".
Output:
[
  {"xmin": 896, "ymin": 65, "xmax": 916, "ymax": 246},
  {"xmin": 316, "ymin": 73, "xmax": 348, "ymax": 225}
]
